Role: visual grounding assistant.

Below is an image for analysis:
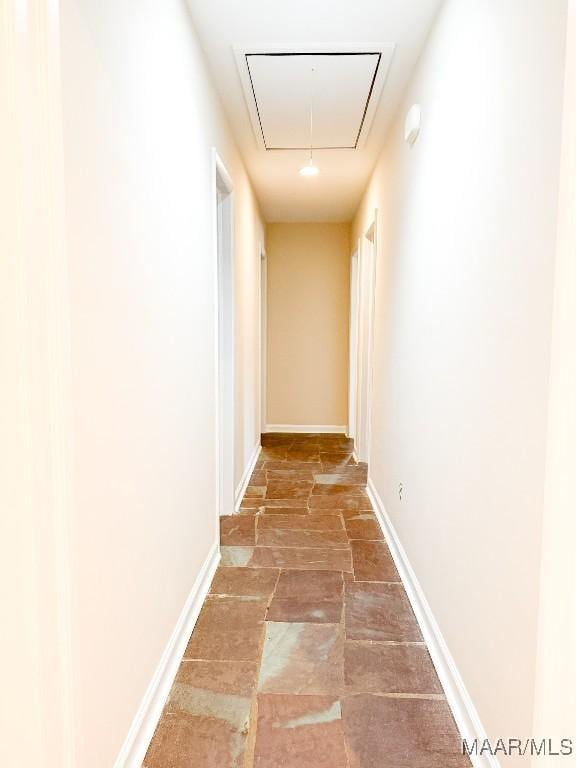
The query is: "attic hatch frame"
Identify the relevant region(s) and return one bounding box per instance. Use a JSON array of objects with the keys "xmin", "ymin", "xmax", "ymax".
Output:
[{"xmin": 233, "ymin": 43, "xmax": 396, "ymax": 151}]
